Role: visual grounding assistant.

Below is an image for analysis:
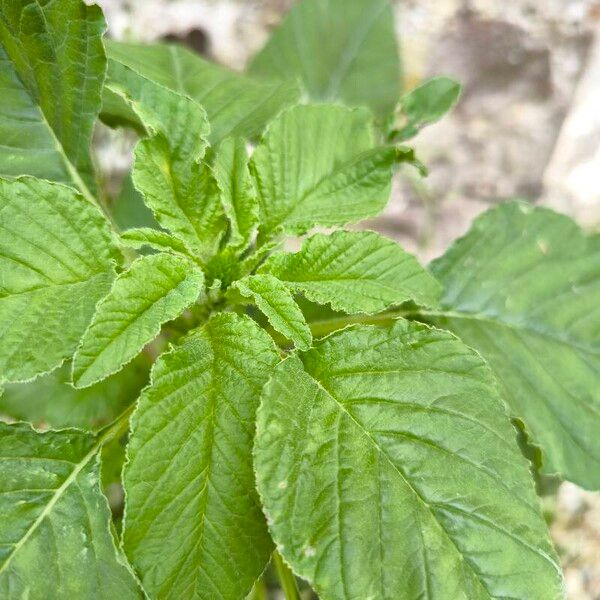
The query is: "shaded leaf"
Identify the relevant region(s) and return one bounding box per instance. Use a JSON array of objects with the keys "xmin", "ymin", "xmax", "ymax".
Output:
[
  {"xmin": 260, "ymin": 230, "xmax": 441, "ymax": 314},
  {"xmin": 0, "ymin": 356, "xmax": 150, "ymax": 430},
  {"xmin": 123, "ymin": 313, "xmax": 280, "ymax": 599},
  {"xmin": 72, "ymin": 253, "xmax": 204, "ymax": 388},
  {"xmin": 0, "ymin": 422, "xmax": 142, "ymax": 598},
  {"xmin": 0, "ymin": 0, "xmax": 106, "ymax": 194},
  {"xmin": 430, "ymin": 202, "xmax": 600, "ymax": 489},
  {"xmin": 0, "ymin": 177, "xmax": 118, "ymax": 383},
  {"xmin": 255, "ymin": 320, "xmax": 564, "ymax": 599},
  {"xmin": 249, "ymin": 0, "xmax": 401, "ymax": 118},
  {"xmin": 103, "ymin": 41, "xmax": 300, "ymax": 144}
]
